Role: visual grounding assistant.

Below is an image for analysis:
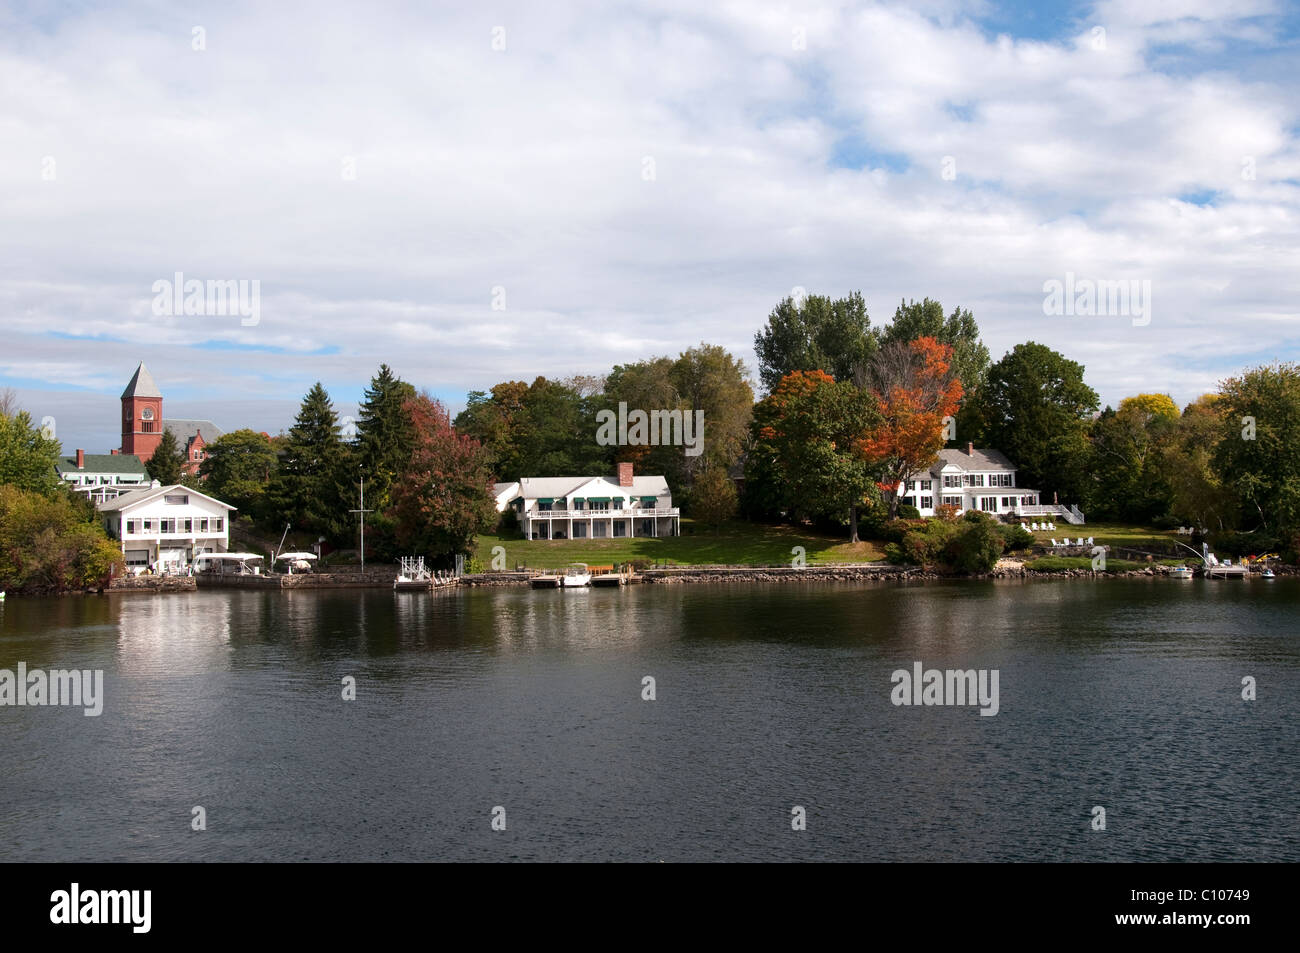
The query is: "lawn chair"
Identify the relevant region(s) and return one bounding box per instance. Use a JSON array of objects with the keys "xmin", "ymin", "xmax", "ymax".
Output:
[
  {"xmin": 1075, "ymin": 537, "xmax": 1084, "ymax": 546},
  {"xmin": 1050, "ymin": 539, "xmax": 1059, "ymax": 547},
  {"xmin": 1086, "ymin": 537, "xmax": 1093, "ymax": 545}
]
